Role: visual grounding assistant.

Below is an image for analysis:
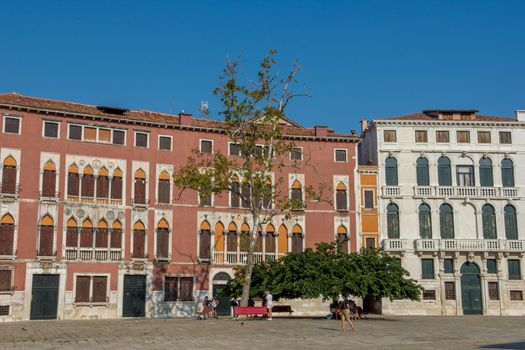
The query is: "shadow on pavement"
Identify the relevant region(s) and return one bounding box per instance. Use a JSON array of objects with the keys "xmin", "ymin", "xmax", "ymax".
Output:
[{"xmin": 480, "ymin": 341, "xmax": 525, "ymax": 349}]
